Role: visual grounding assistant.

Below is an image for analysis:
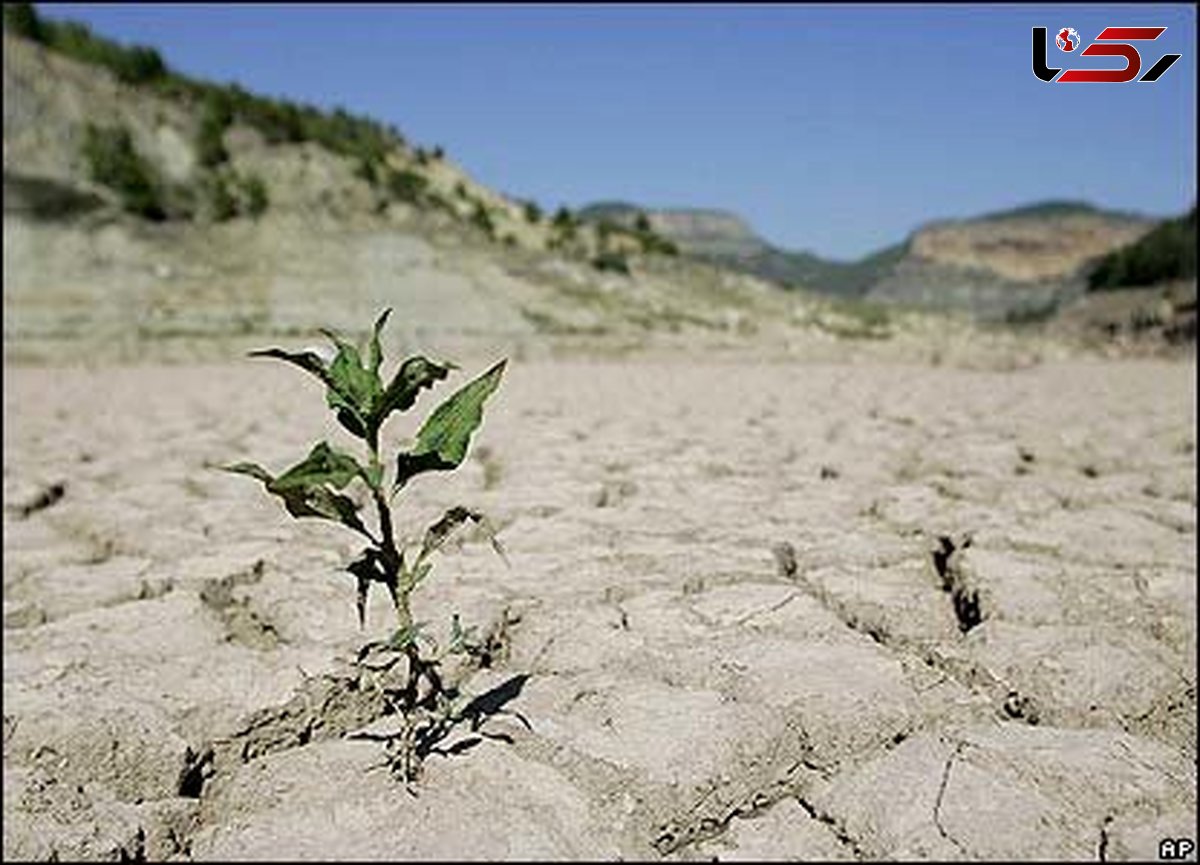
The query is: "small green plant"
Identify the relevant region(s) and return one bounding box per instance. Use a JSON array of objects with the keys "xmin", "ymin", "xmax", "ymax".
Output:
[{"xmin": 222, "ymin": 310, "xmax": 508, "ymax": 784}]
